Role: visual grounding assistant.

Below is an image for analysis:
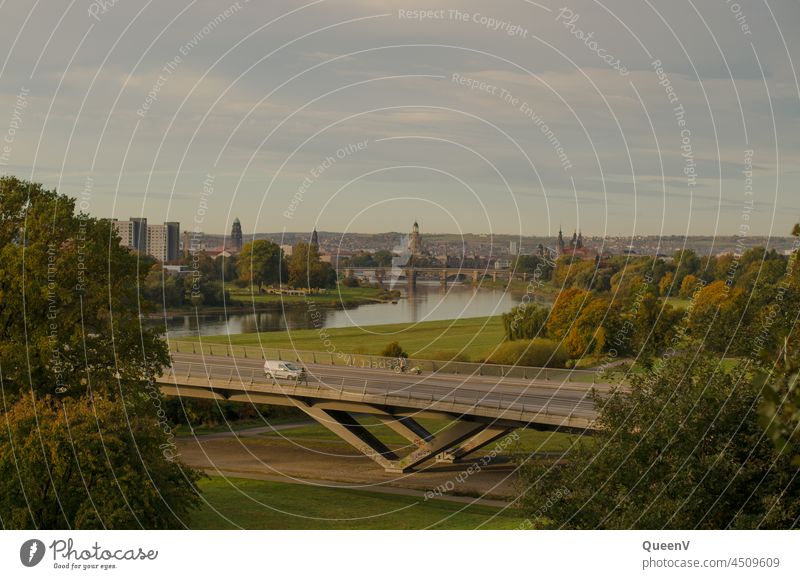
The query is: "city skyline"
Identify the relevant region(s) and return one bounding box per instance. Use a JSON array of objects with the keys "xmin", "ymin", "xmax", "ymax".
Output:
[{"xmin": 0, "ymin": 0, "xmax": 797, "ymax": 237}]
